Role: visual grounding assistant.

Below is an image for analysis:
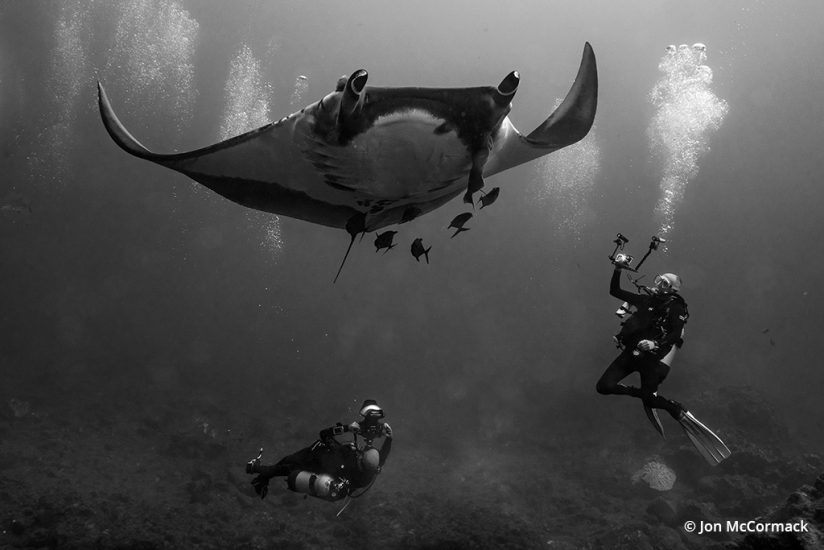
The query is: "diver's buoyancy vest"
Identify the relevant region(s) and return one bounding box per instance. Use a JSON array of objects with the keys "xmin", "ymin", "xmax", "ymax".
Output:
[{"xmin": 615, "ymin": 294, "xmax": 688, "ymax": 348}]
